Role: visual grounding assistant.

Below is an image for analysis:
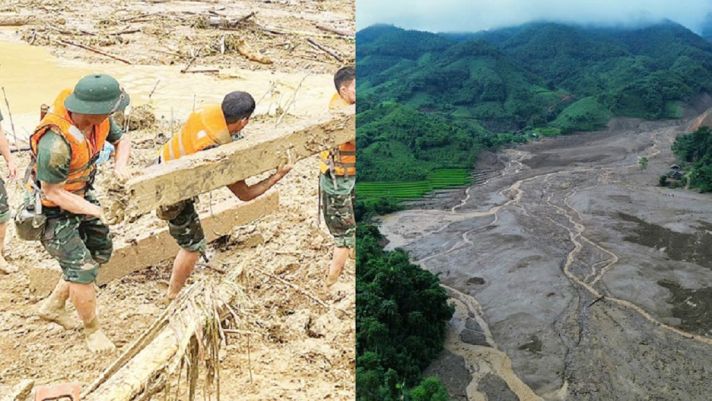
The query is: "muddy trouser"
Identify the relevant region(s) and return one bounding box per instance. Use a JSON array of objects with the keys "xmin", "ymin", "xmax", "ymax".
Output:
[
  {"xmin": 163, "ymin": 199, "xmax": 206, "ymax": 255},
  {"xmin": 40, "ymin": 191, "xmax": 112, "ymax": 284},
  {"xmin": 319, "ymin": 173, "xmax": 356, "ymax": 249},
  {"xmin": 0, "ymin": 178, "xmax": 10, "ymax": 224}
]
